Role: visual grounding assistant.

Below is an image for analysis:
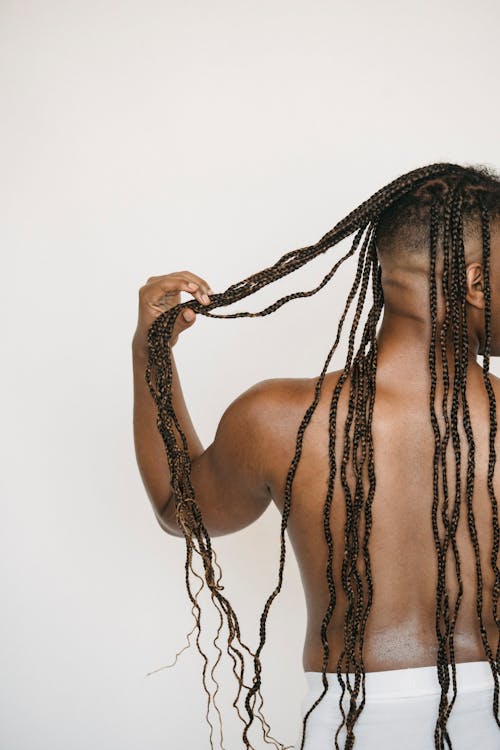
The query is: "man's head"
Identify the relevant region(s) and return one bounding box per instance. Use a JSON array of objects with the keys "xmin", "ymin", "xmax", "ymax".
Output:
[{"xmin": 374, "ymin": 171, "xmax": 500, "ymax": 356}]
